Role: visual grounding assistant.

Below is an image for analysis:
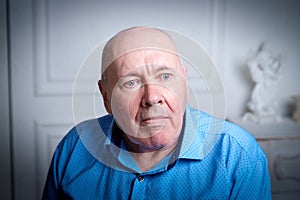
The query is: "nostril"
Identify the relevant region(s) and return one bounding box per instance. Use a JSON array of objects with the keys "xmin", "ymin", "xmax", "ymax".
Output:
[
  {"xmin": 141, "ymin": 95, "xmax": 164, "ymax": 107},
  {"xmin": 141, "ymin": 84, "xmax": 164, "ymax": 107},
  {"xmin": 157, "ymin": 99, "xmax": 163, "ymax": 104},
  {"xmin": 142, "ymin": 101, "xmax": 151, "ymax": 107}
]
